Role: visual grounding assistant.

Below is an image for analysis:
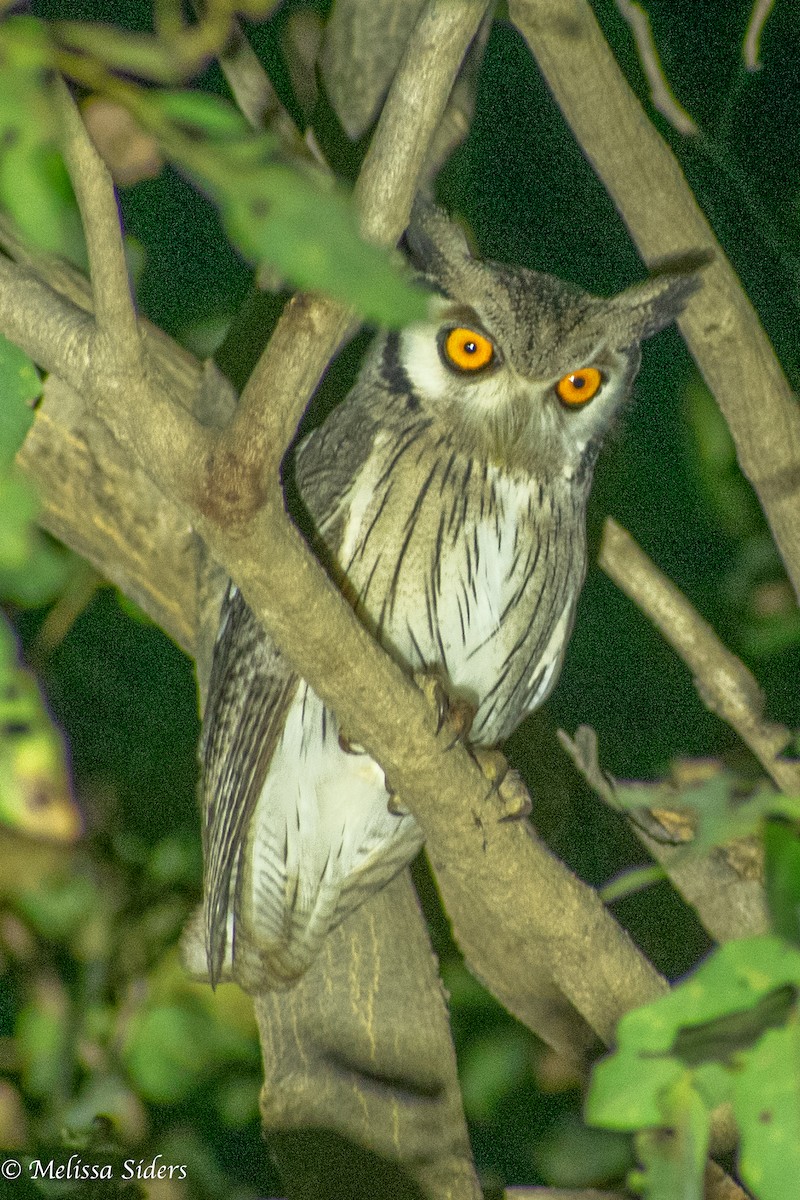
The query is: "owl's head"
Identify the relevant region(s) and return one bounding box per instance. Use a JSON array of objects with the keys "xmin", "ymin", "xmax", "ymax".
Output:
[{"xmin": 392, "ymin": 201, "xmax": 700, "ymax": 481}]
